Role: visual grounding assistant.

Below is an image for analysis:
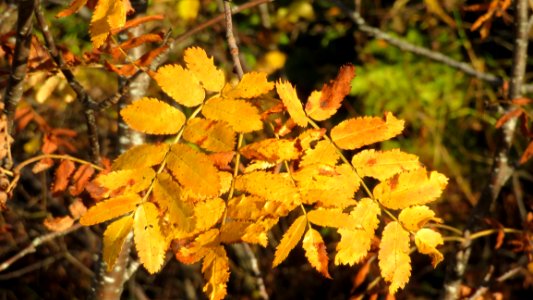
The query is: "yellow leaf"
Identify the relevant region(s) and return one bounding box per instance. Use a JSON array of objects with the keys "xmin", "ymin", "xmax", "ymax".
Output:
[
  {"xmin": 242, "ymin": 218, "xmax": 278, "ymax": 246},
  {"xmin": 183, "ymin": 118, "xmax": 236, "ymax": 152},
  {"xmin": 305, "ymin": 64, "xmax": 355, "ymax": 121},
  {"xmin": 335, "ymin": 198, "xmax": 380, "ymax": 266},
  {"xmin": 202, "ymin": 97, "xmax": 262, "ymax": 133},
  {"xmin": 194, "ymin": 198, "xmax": 226, "ymax": 232},
  {"xmin": 80, "ymin": 193, "xmax": 142, "ymax": 225},
  {"xmin": 374, "ymin": 168, "xmax": 448, "ymax": 210},
  {"xmin": 184, "ymin": 47, "xmax": 225, "ymax": 92},
  {"xmin": 273, "ymin": 215, "xmax": 307, "ymax": 267},
  {"xmin": 120, "ymin": 98, "xmax": 186, "ymax": 134},
  {"xmin": 414, "ymin": 228, "xmax": 444, "ymax": 268},
  {"xmin": 300, "ymin": 140, "xmax": 340, "ymax": 167},
  {"xmin": 399, "ymin": 205, "xmax": 437, "ymax": 232},
  {"xmin": 112, "ymin": 143, "xmax": 170, "ymax": 170},
  {"xmin": 176, "ymin": 229, "xmax": 219, "ymax": 264},
  {"xmin": 219, "ymin": 221, "xmax": 249, "ymax": 244},
  {"xmin": 335, "ymin": 228, "xmax": 373, "ymax": 266},
  {"xmin": 303, "ymin": 228, "xmax": 331, "ymax": 278},
  {"xmin": 134, "ymin": 202, "xmax": 166, "ymax": 274},
  {"xmin": 351, "ymin": 149, "xmax": 421, "ymax": 181},
  {"xmin": 154, "ymin": 64, "xmax": 205, "ymax": 107},
  {"xmin": 275, "ymin": 80, "xmax": 308, "ymax": 127},
  {"xmin": 177, "ymin": 0, "xmax": 200, "ymax": 22},
  {"xmin": 378, "ymin": 221, "xmax": 411, "ymax": 294},
  {"xmin": 89, "ymin": 167, "xmax": 155, "ymax": 199},
  {"xmin": 202, "ymin": 246, "xmax": 230, "ymax": 300},
  {"xmin": 223, "ymin": 72, "xmax": 274, "ymax": 99},
  {"xmin": 239, "ymin": 138, "xmax": 299, "ymax": 163},
  {"xmin": 90, "ymin": 0, "xmax": 126, "ymax": 48},
  {"xmin": 152, "ymin": 173, "xmax": 194, "ymax": 235},
  {"xmin": 307, "ymin": 208, "xmax": 355, "ymax": 229},
  {"xmin": 103, "ymin": 215, "xmax": 133, "ymax": 270},
  {"xmin": 166, "ymin": 143, "xmax": 220, "ymax": 198},
  {"xmin": 235, "ymin": 171, "xmax": 300, "ymax": 205},
  {"xmin": 294, "ymin": 164, "xmax": 359, "ymax": 208},
  {"xmin": 218, "ymin": 171, "xmax": 233, "ymax": 195},
  {"xmin": 297, "ymin": 128, "xmax": 326, "ymax": 150},
  {"xmin": 331, "ymin": 112, "xmax": 404, "ymax": 150}
]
